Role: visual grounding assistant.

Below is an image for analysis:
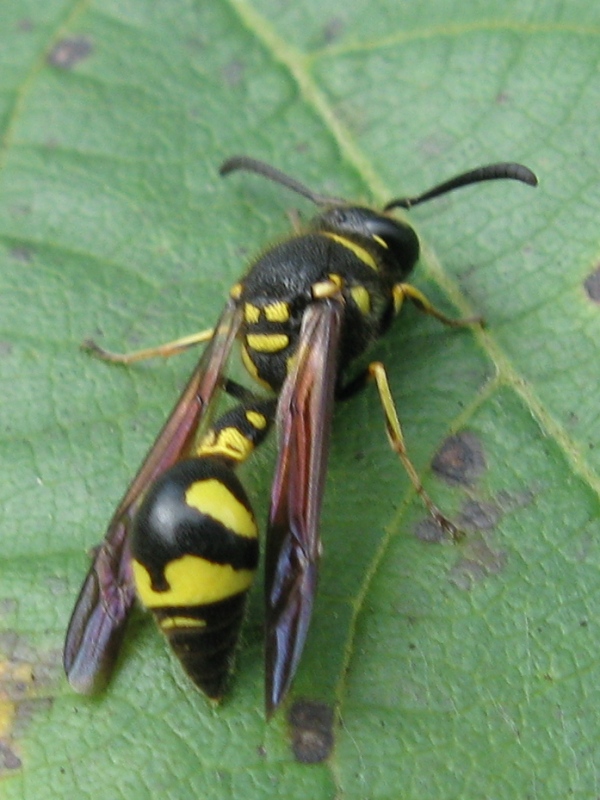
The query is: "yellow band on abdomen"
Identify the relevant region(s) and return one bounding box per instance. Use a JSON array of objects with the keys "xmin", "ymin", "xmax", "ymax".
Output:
[{"xmin": 133, "ymin": 557, "xmax": 255, "ymax": 608}]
